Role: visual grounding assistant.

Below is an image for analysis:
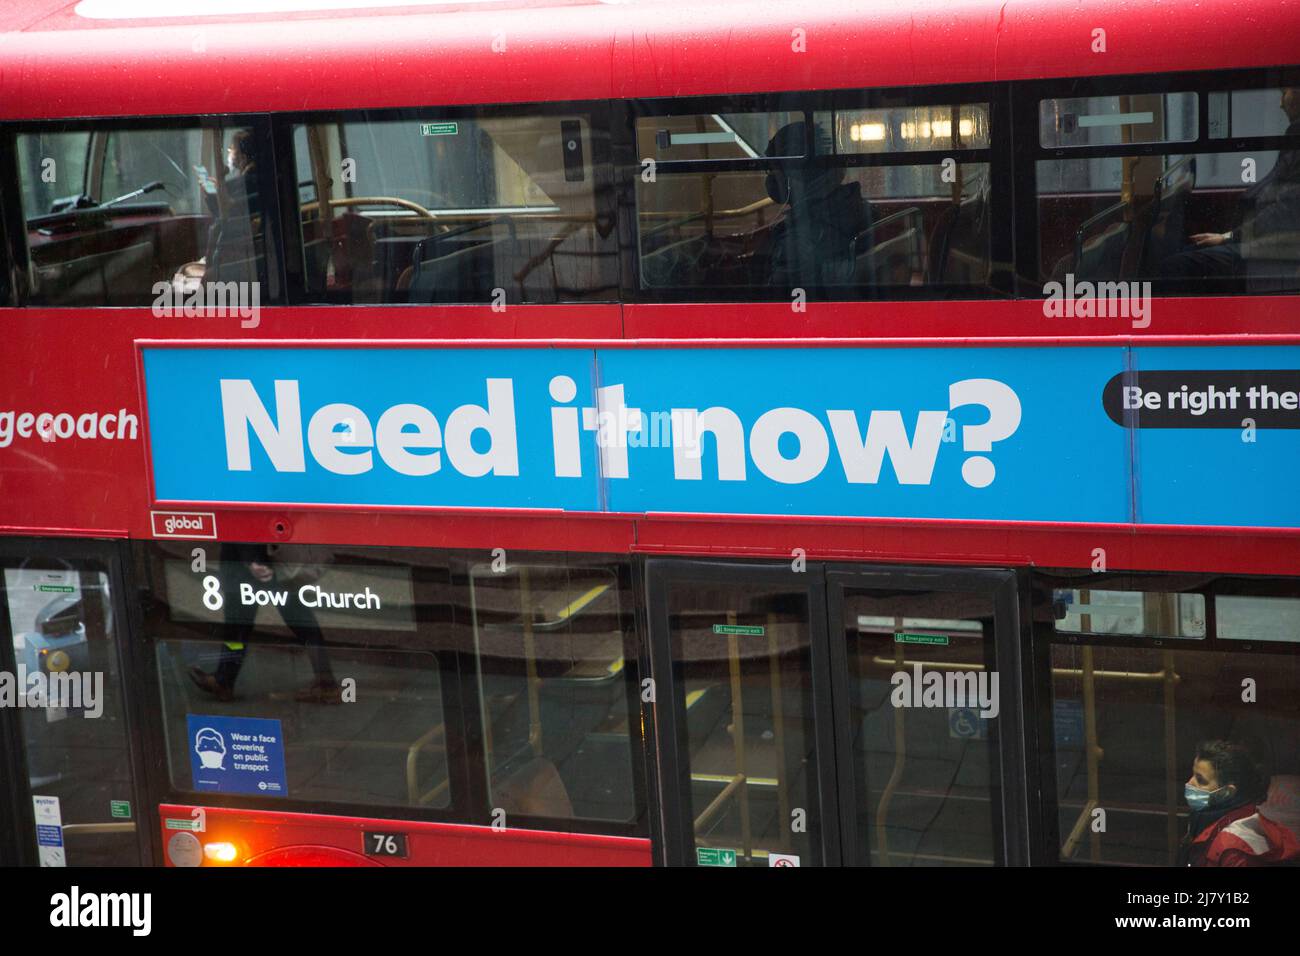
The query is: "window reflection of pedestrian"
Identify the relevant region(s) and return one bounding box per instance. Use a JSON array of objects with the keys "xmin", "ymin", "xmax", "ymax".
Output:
[{"xmin": 188, "ymin": 544, "xmax": 341, "ymax": 704}]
